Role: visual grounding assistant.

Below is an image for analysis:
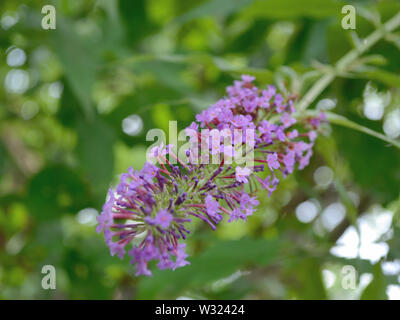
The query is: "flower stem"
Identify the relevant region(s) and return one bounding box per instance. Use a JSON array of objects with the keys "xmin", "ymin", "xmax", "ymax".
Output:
[
  {"xmin": 297, "ymin": 12, "xmax": 400, "ymax": 111},
  {"xmin": 299, "ymin": 110, "xmax": 400, "ymax": 150}
]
